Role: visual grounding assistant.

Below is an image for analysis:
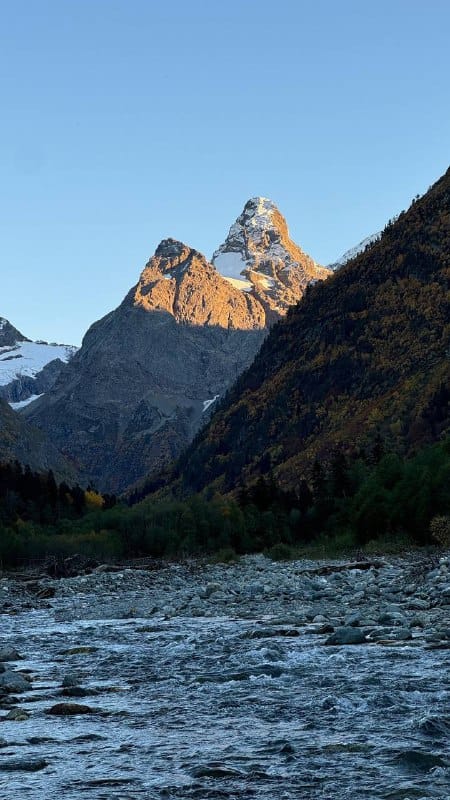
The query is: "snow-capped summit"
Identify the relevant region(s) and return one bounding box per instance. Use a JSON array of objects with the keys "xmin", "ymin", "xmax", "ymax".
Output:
[{"xmin": 212, "ymin": 197, "xmax": 331, "ymax": 321}]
